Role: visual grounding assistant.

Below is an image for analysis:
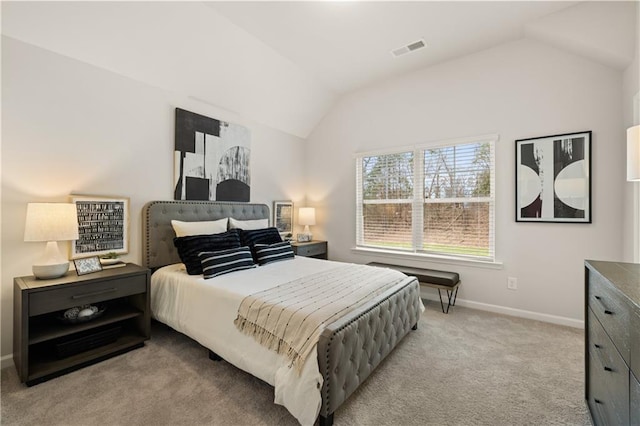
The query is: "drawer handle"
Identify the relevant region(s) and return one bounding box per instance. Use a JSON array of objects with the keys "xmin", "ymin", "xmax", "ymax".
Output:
[
  {"xmin": 71, "ymin": 288, "xmax": 117, "ymax": 299},
  {"xmin": 594, "ymin": 295, "xmax": 613, "ymax": 315},
  {"xmin": 593, "ymin": 343, "xmax": 613, "ymax": 373}
]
